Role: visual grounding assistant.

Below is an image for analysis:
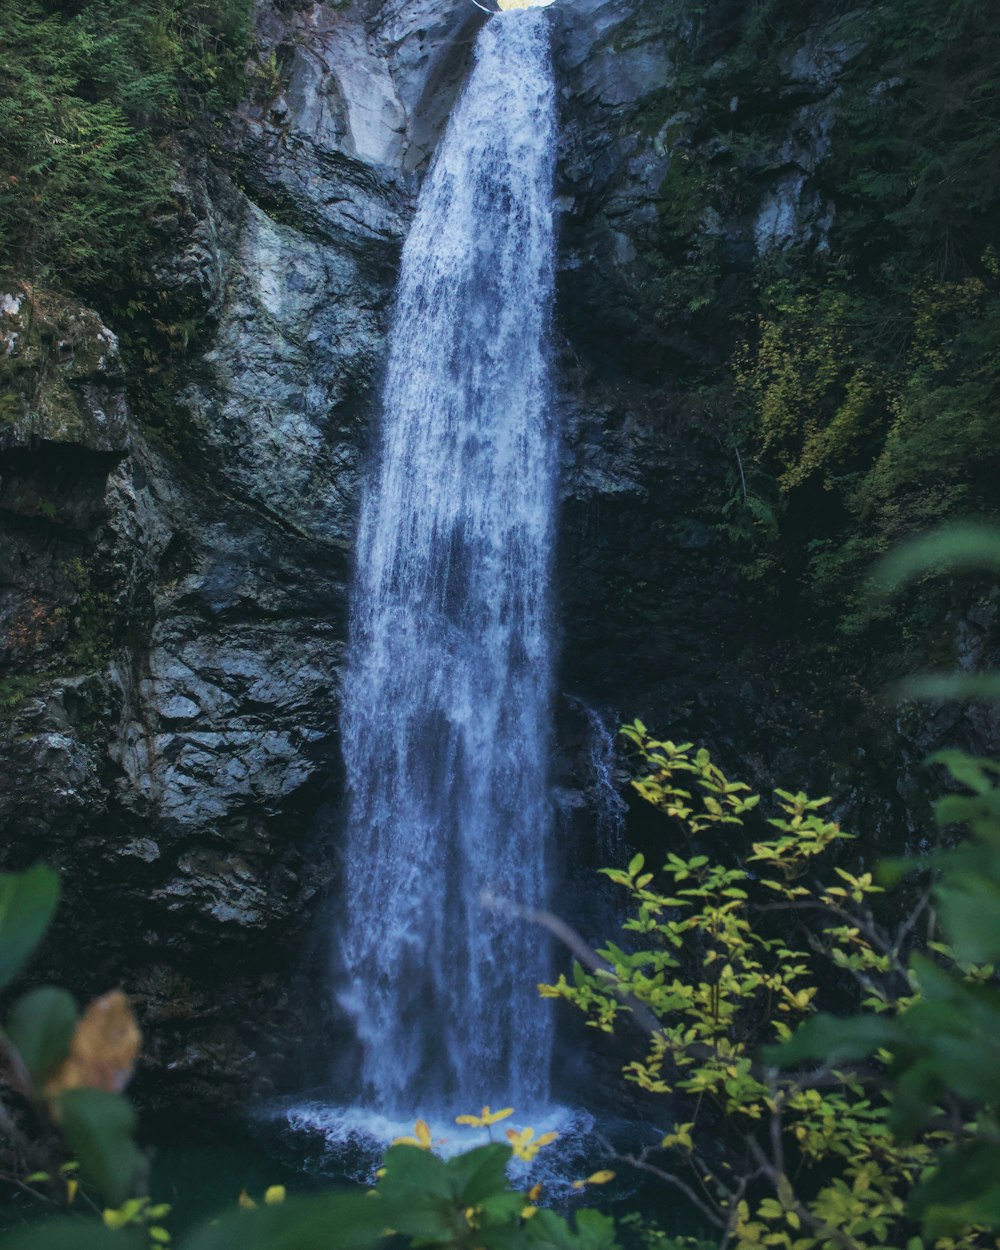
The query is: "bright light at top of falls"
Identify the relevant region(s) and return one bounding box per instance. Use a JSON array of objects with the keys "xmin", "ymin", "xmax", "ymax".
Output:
[{"xmin": 472, "ymin": 0, "xmax": 556, "ymax": 12}]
